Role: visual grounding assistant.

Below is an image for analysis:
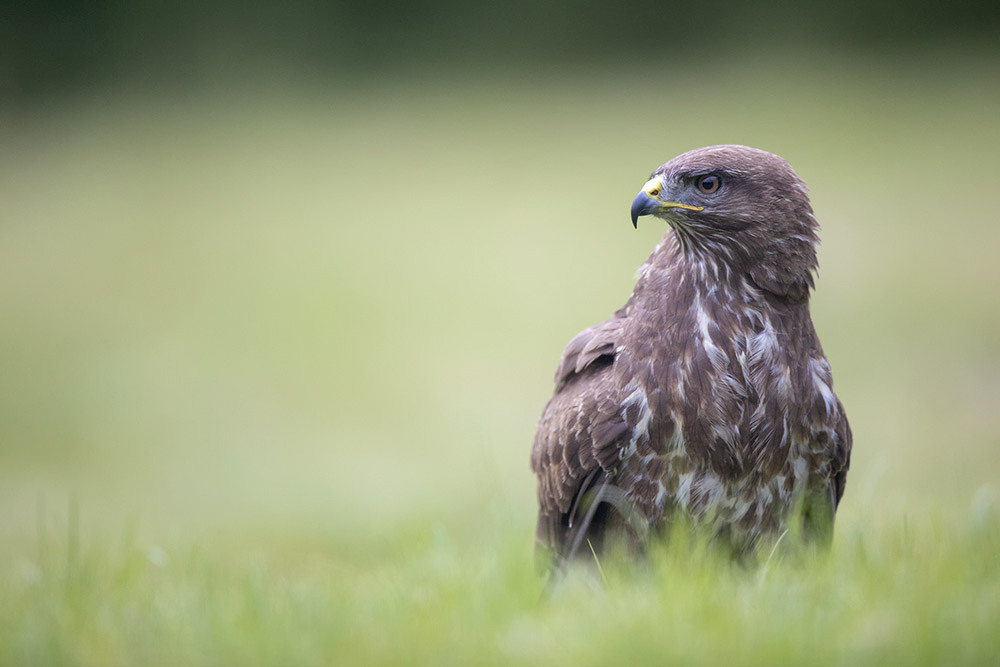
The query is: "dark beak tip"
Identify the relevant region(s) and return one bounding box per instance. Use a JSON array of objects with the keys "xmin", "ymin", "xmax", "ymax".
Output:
[{"xmin": 630, "ymin": 191, "xmax": 653, "ymax": 229}]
